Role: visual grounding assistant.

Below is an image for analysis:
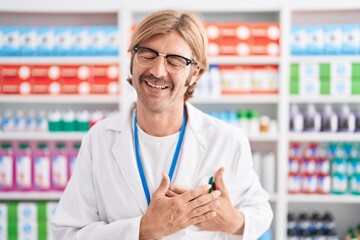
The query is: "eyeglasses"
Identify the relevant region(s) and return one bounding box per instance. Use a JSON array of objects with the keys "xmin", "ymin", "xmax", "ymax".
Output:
[{"xmin": 134, "ymin": 46, "xmax": 197, "ymax": 74}]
